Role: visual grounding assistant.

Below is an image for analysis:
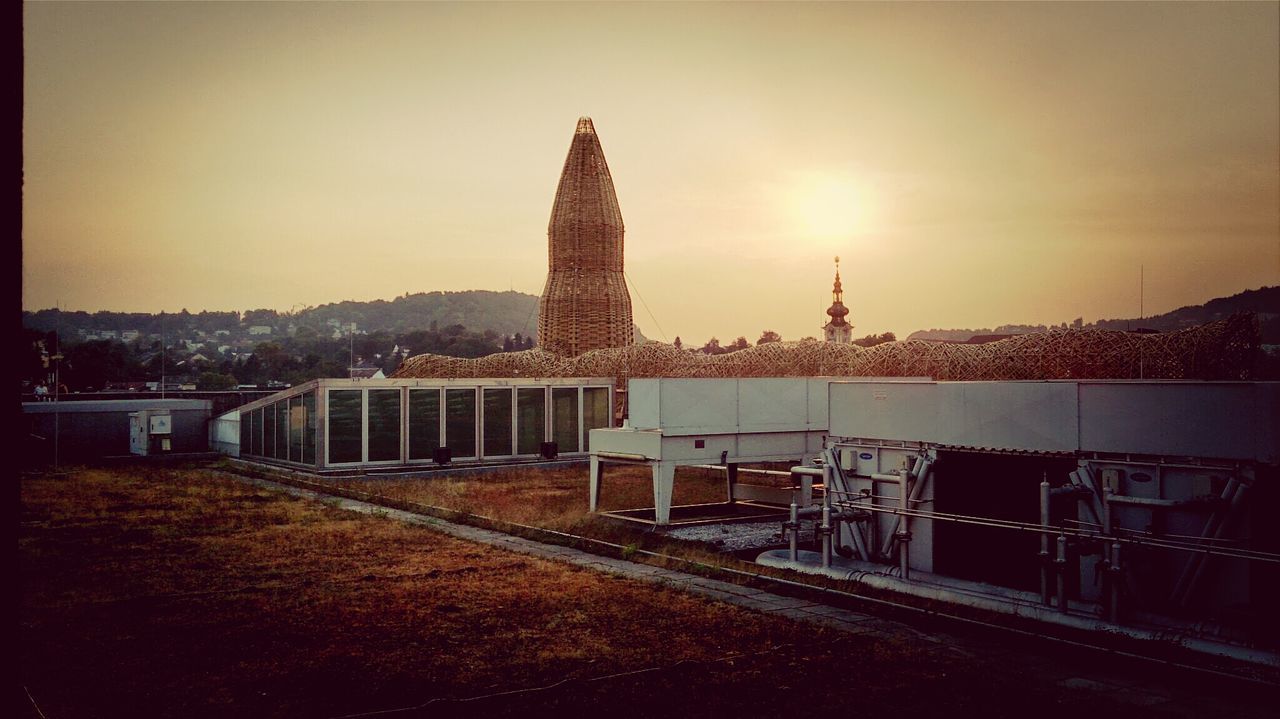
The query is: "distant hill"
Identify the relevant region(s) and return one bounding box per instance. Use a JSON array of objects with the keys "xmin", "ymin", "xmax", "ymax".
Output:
[
  {"xmin": 295, "ymin": 290, "xmax": 543, "ymax": 337},
  {"xmin": 908, "ymin": 286, "xmax": 1280, "ymax": 344},
  {"xmin": 24, "ymin": 289, "xmax": 648, "ymax": 344}
]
